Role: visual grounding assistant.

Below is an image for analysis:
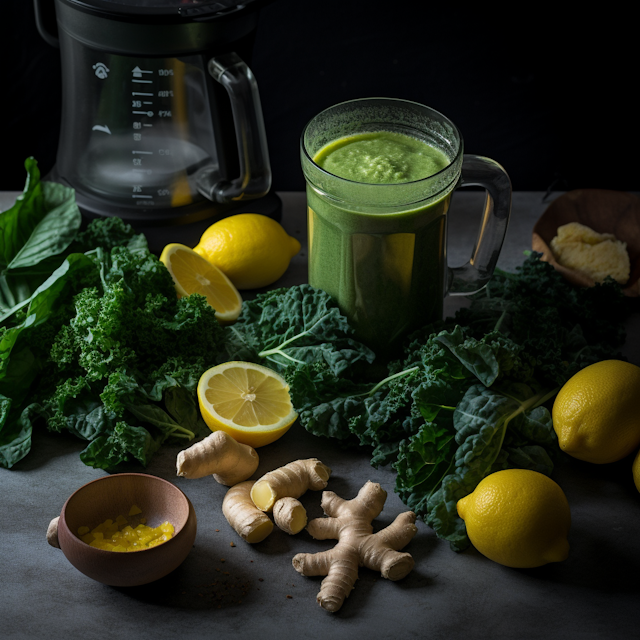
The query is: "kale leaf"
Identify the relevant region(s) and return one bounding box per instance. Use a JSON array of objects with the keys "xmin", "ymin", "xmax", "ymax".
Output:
[{"xmin": 294, "ymin": 255, "xmax": 631, "ymax": 551}]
